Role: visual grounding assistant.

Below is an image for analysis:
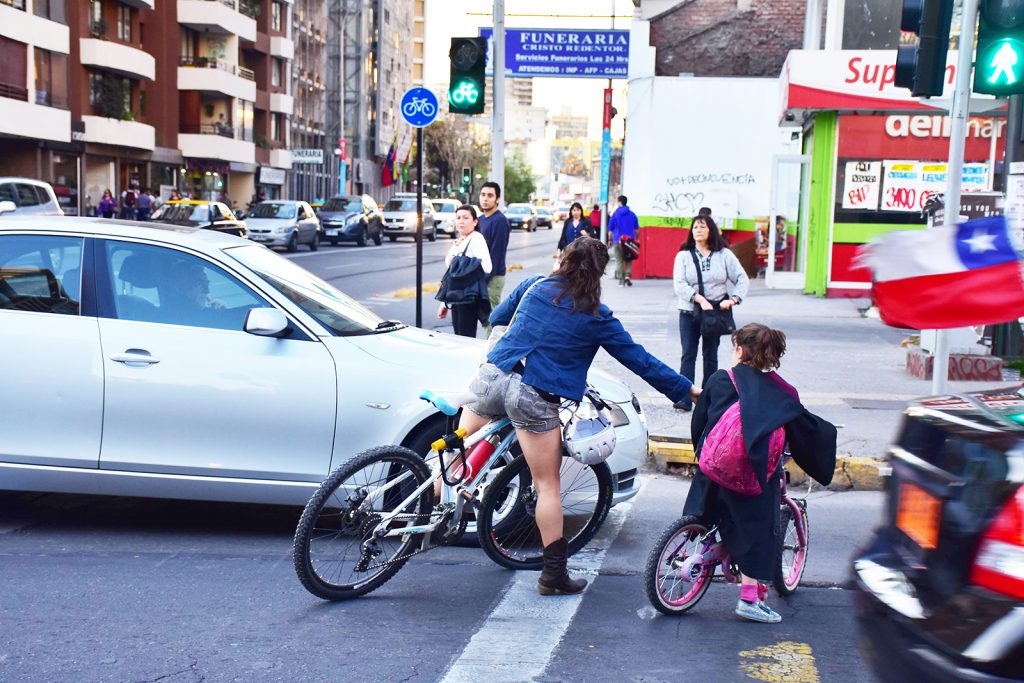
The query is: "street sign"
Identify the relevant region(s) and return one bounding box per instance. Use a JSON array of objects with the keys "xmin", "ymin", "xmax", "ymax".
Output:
[
  {"xmin": 400, "ymin": 87, "xmax": 439, "ymax": 128},
  {"xmin": 480, "ymin": 28, "xmax": 629, "ymax": 79},
  {"xmin": 599, "ymin": 88, "xmax": 612, "ymax": 206},
  {"xmin": 292, "ymin": 149, "xmax": 324, "ymax": 164}
]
